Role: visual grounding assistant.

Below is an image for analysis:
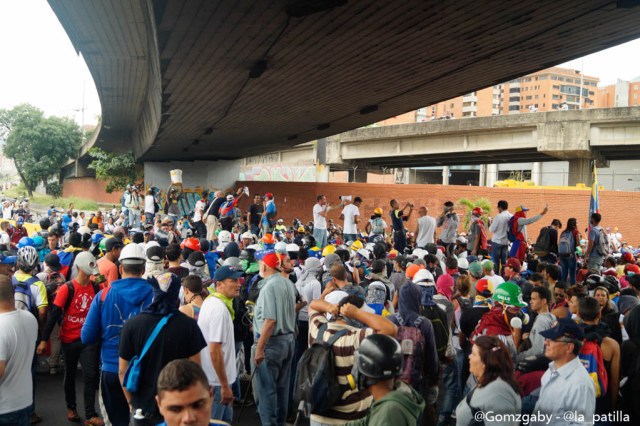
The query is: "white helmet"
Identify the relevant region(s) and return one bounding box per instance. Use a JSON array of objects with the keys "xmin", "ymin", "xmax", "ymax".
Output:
[
  {"xmin": 241, "ymin": 231, "xmax": 253, "ymax": 240},
  {"xmin": 356, "ymin": 248, "xmax": 371, "ymax": 260},
  {"xmin": 78, "ymin": 226, "xmax": 91, "ymax": 236},
  {"xmin": 412, "ymin": 248, "xmax": 427, "ymax": 259},
  {"xmin": 457, "ymin": 258, "xmax": 469, "ymax": 270},
  {"xmin": 248, "ymin": 244, "xmax": 262, "ymax": 251},
  {"xmin": 119, "ymin": 243, "xmax": 146, "ymax": 264},
  {"xmin": 413, "ymin": 269, "xmax": 435, "ymax": 286},
  {"xmin": 218, "ymin": 231, "xmax": 232, "ymax": 243},
  {"xmin": 286, "ymin": 243, "xmax": 299, "ymax": 253},
  {"xmin": 17, "ymin": 246, "xmax": 39, "ymax": 271},
  {"xmin": 274, "ymin": 241, "xmax": 287, "ymax": 254}
]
